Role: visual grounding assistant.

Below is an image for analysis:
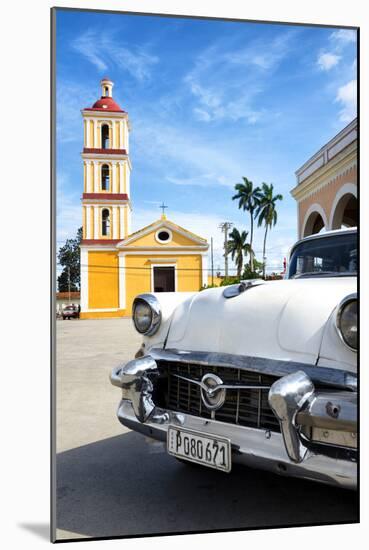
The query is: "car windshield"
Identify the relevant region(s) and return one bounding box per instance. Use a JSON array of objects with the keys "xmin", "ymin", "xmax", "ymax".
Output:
[{"xmin": 288, "ymin": 232, "xmax": 357, "ymax": 279}]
